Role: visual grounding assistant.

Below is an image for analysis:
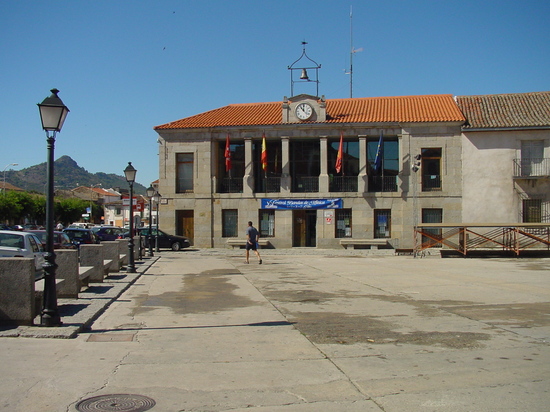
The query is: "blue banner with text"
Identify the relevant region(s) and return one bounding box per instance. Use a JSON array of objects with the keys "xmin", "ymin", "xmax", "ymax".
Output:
[{"xmin": 261, "ymin": 198, "xmax": 342, "ymax": 210}]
